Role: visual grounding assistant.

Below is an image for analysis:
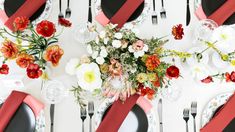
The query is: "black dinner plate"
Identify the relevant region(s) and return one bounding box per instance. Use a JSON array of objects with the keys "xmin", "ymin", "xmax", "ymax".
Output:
[
  {"xmin": 212, "ymin": 105, "xmax": 235, "ymax": 132},
  {"xmin": 101, "ymin": 0, "xmax": 145, "ymax": 22},
  {"xmin": 201, "ymin": 0, "xmax": 235, "ymax": 25},
  {"xmin": 102, "ymin": 104, "xmax": 148, "ymax": 132},
  {"xmin": 4, "ymin": 0, "xmax": 46, "ymax": 22},
  {"xmin": 0, "ymin": 103, "xmax": 36, "ymax": 132}
]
